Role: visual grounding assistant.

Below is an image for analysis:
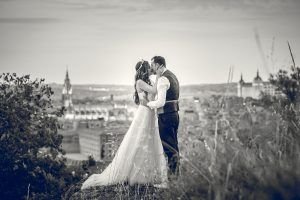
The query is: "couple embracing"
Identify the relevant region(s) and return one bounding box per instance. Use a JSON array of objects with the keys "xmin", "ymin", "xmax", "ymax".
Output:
[{"xmin": 81, "ymin": 56, "xmax": 180, "ymax": 189}]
